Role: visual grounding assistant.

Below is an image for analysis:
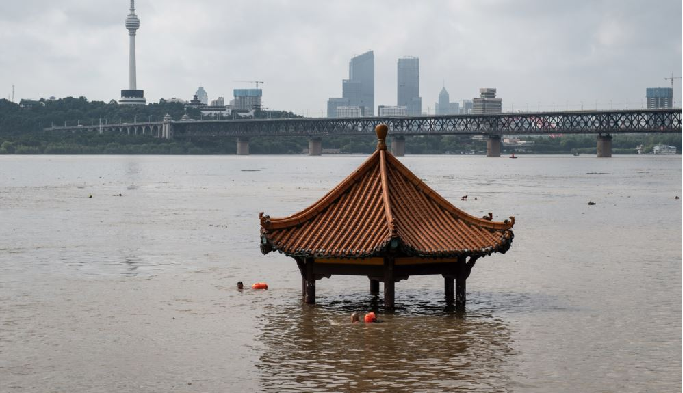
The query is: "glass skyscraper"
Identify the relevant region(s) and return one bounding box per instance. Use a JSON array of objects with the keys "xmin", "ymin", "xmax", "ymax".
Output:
[
  {"xmin": 328, "ymin": 50, "xmax": 374, "ymax": 117},
  {"xmin": 397, "ymin": 57, "xmax": 422, "ymax": 116},
  {"xmin": 346, "ymin": 51, "xmax": 374, "ymax": 116}
]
